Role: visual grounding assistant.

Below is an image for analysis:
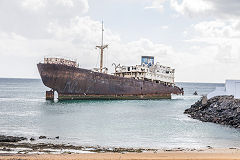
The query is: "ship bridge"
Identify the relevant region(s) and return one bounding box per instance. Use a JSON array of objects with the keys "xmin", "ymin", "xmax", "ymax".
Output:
[{"xmin": 113, "ymin": 56, "xmax": 175, "ymax": 86}]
